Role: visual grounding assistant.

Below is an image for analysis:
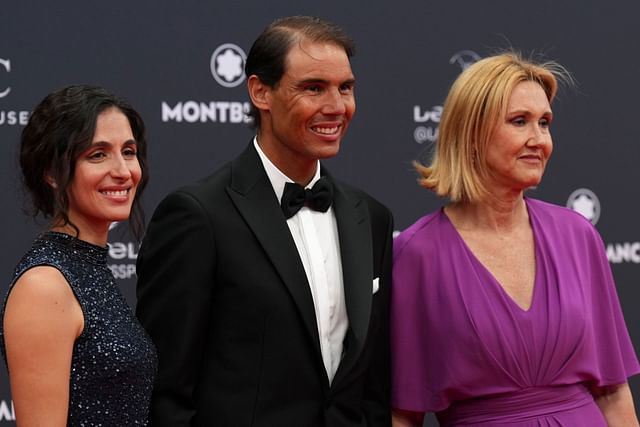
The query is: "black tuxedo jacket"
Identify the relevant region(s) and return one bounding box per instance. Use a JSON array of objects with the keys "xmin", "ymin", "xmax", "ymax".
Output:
[{"xmin": 136, "ymin": 144, "xmax": 393, "ymax": 426}]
